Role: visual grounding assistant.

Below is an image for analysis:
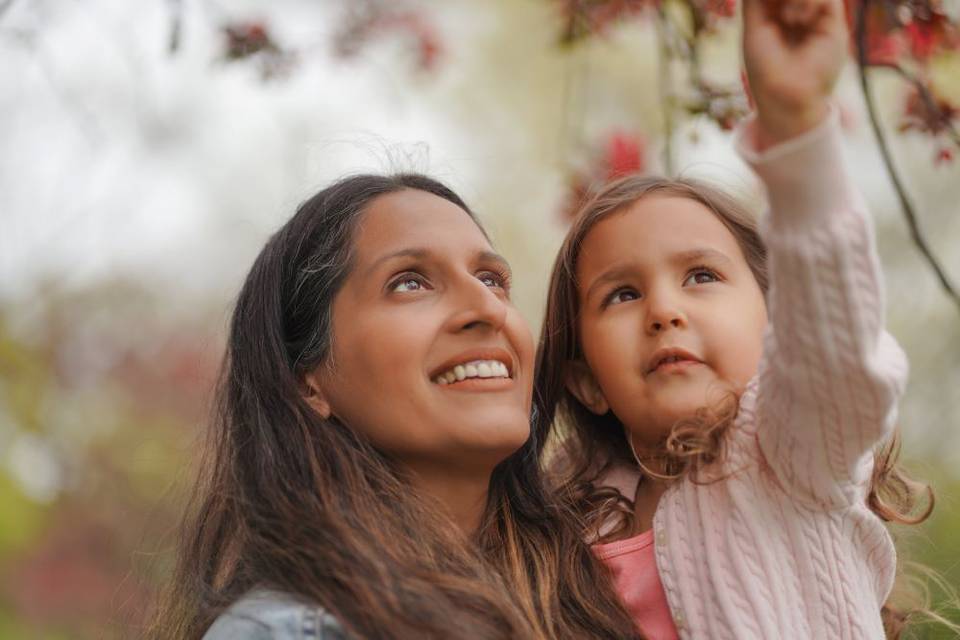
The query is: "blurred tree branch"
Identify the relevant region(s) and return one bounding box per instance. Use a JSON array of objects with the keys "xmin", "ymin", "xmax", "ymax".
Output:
[
  {"xmin": 855, "ymin": 0, "xmax": 960, "ymax": 314},
  {"xmin": 655, "ymin": 4, "xmax": 675, "ymax": 174},
  {"xmin": 168, "ymin": 0, "xmax": 183, "ymax": 54},
  {"xmin": 554, "ymin": 0, "xmax": 959, "ymax": 315},
  {"xmin": 869, "ymin": 61, "xmax": 960, "ymax": 149}
]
